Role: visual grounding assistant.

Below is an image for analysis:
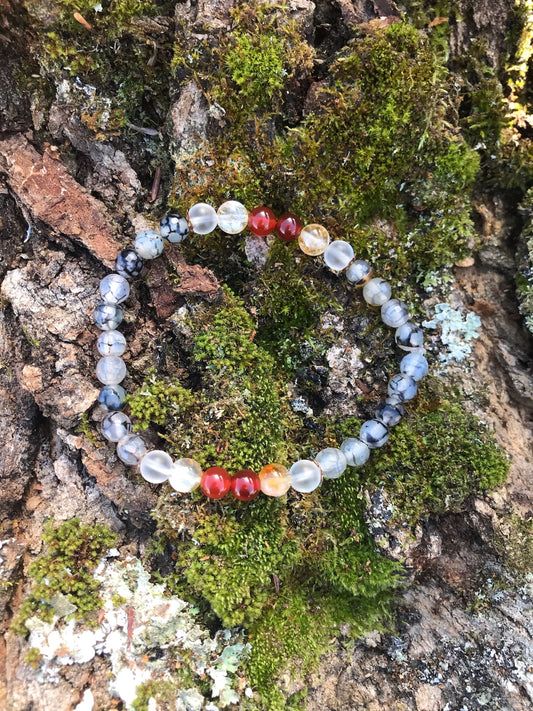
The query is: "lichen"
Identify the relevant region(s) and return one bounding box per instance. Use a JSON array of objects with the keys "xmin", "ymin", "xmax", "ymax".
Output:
[{"xmin": 423, "ymin": 302, "xmax": 482, "ymax": 363}]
